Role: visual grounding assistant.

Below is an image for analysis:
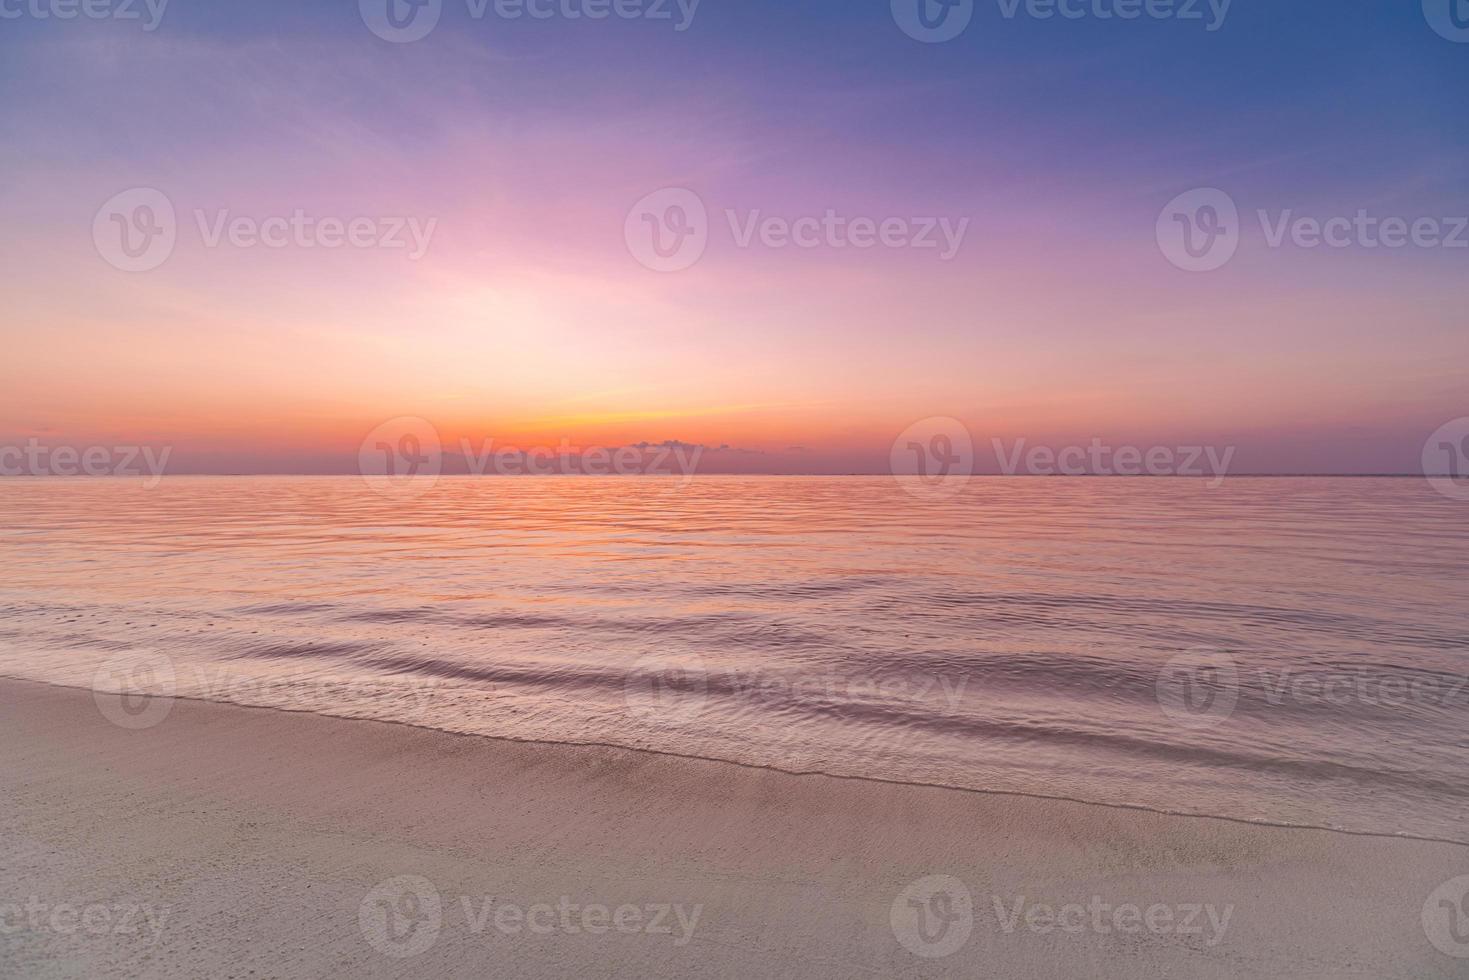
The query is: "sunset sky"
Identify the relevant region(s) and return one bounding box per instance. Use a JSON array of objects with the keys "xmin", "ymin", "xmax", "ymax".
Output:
[{"xmin": 1, "ymin": 0, "xmax": 1465, "ymax": 474}]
